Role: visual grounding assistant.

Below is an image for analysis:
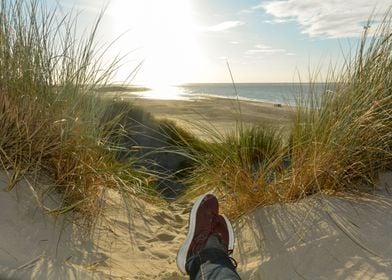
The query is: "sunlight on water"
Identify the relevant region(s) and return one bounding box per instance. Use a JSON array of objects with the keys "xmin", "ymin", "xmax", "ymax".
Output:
[
  {"xmin": 135, "ymin": 85, "xmax": 193, "ymax": 100},
  {"xmin": 128, "ymin": 83, "xmax": 327, "ymax": 105}
]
